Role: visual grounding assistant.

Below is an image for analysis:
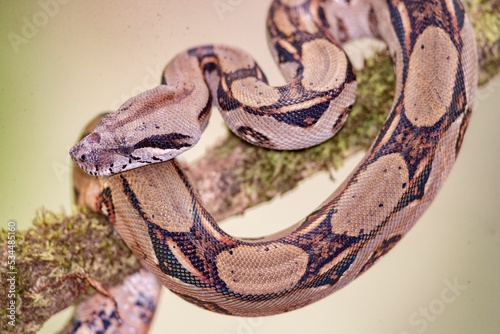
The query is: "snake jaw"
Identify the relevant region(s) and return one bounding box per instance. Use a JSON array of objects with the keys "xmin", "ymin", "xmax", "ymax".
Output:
[{"xmin": 70, "ymin": 130, "xmax": 192, "ymax": 176}]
